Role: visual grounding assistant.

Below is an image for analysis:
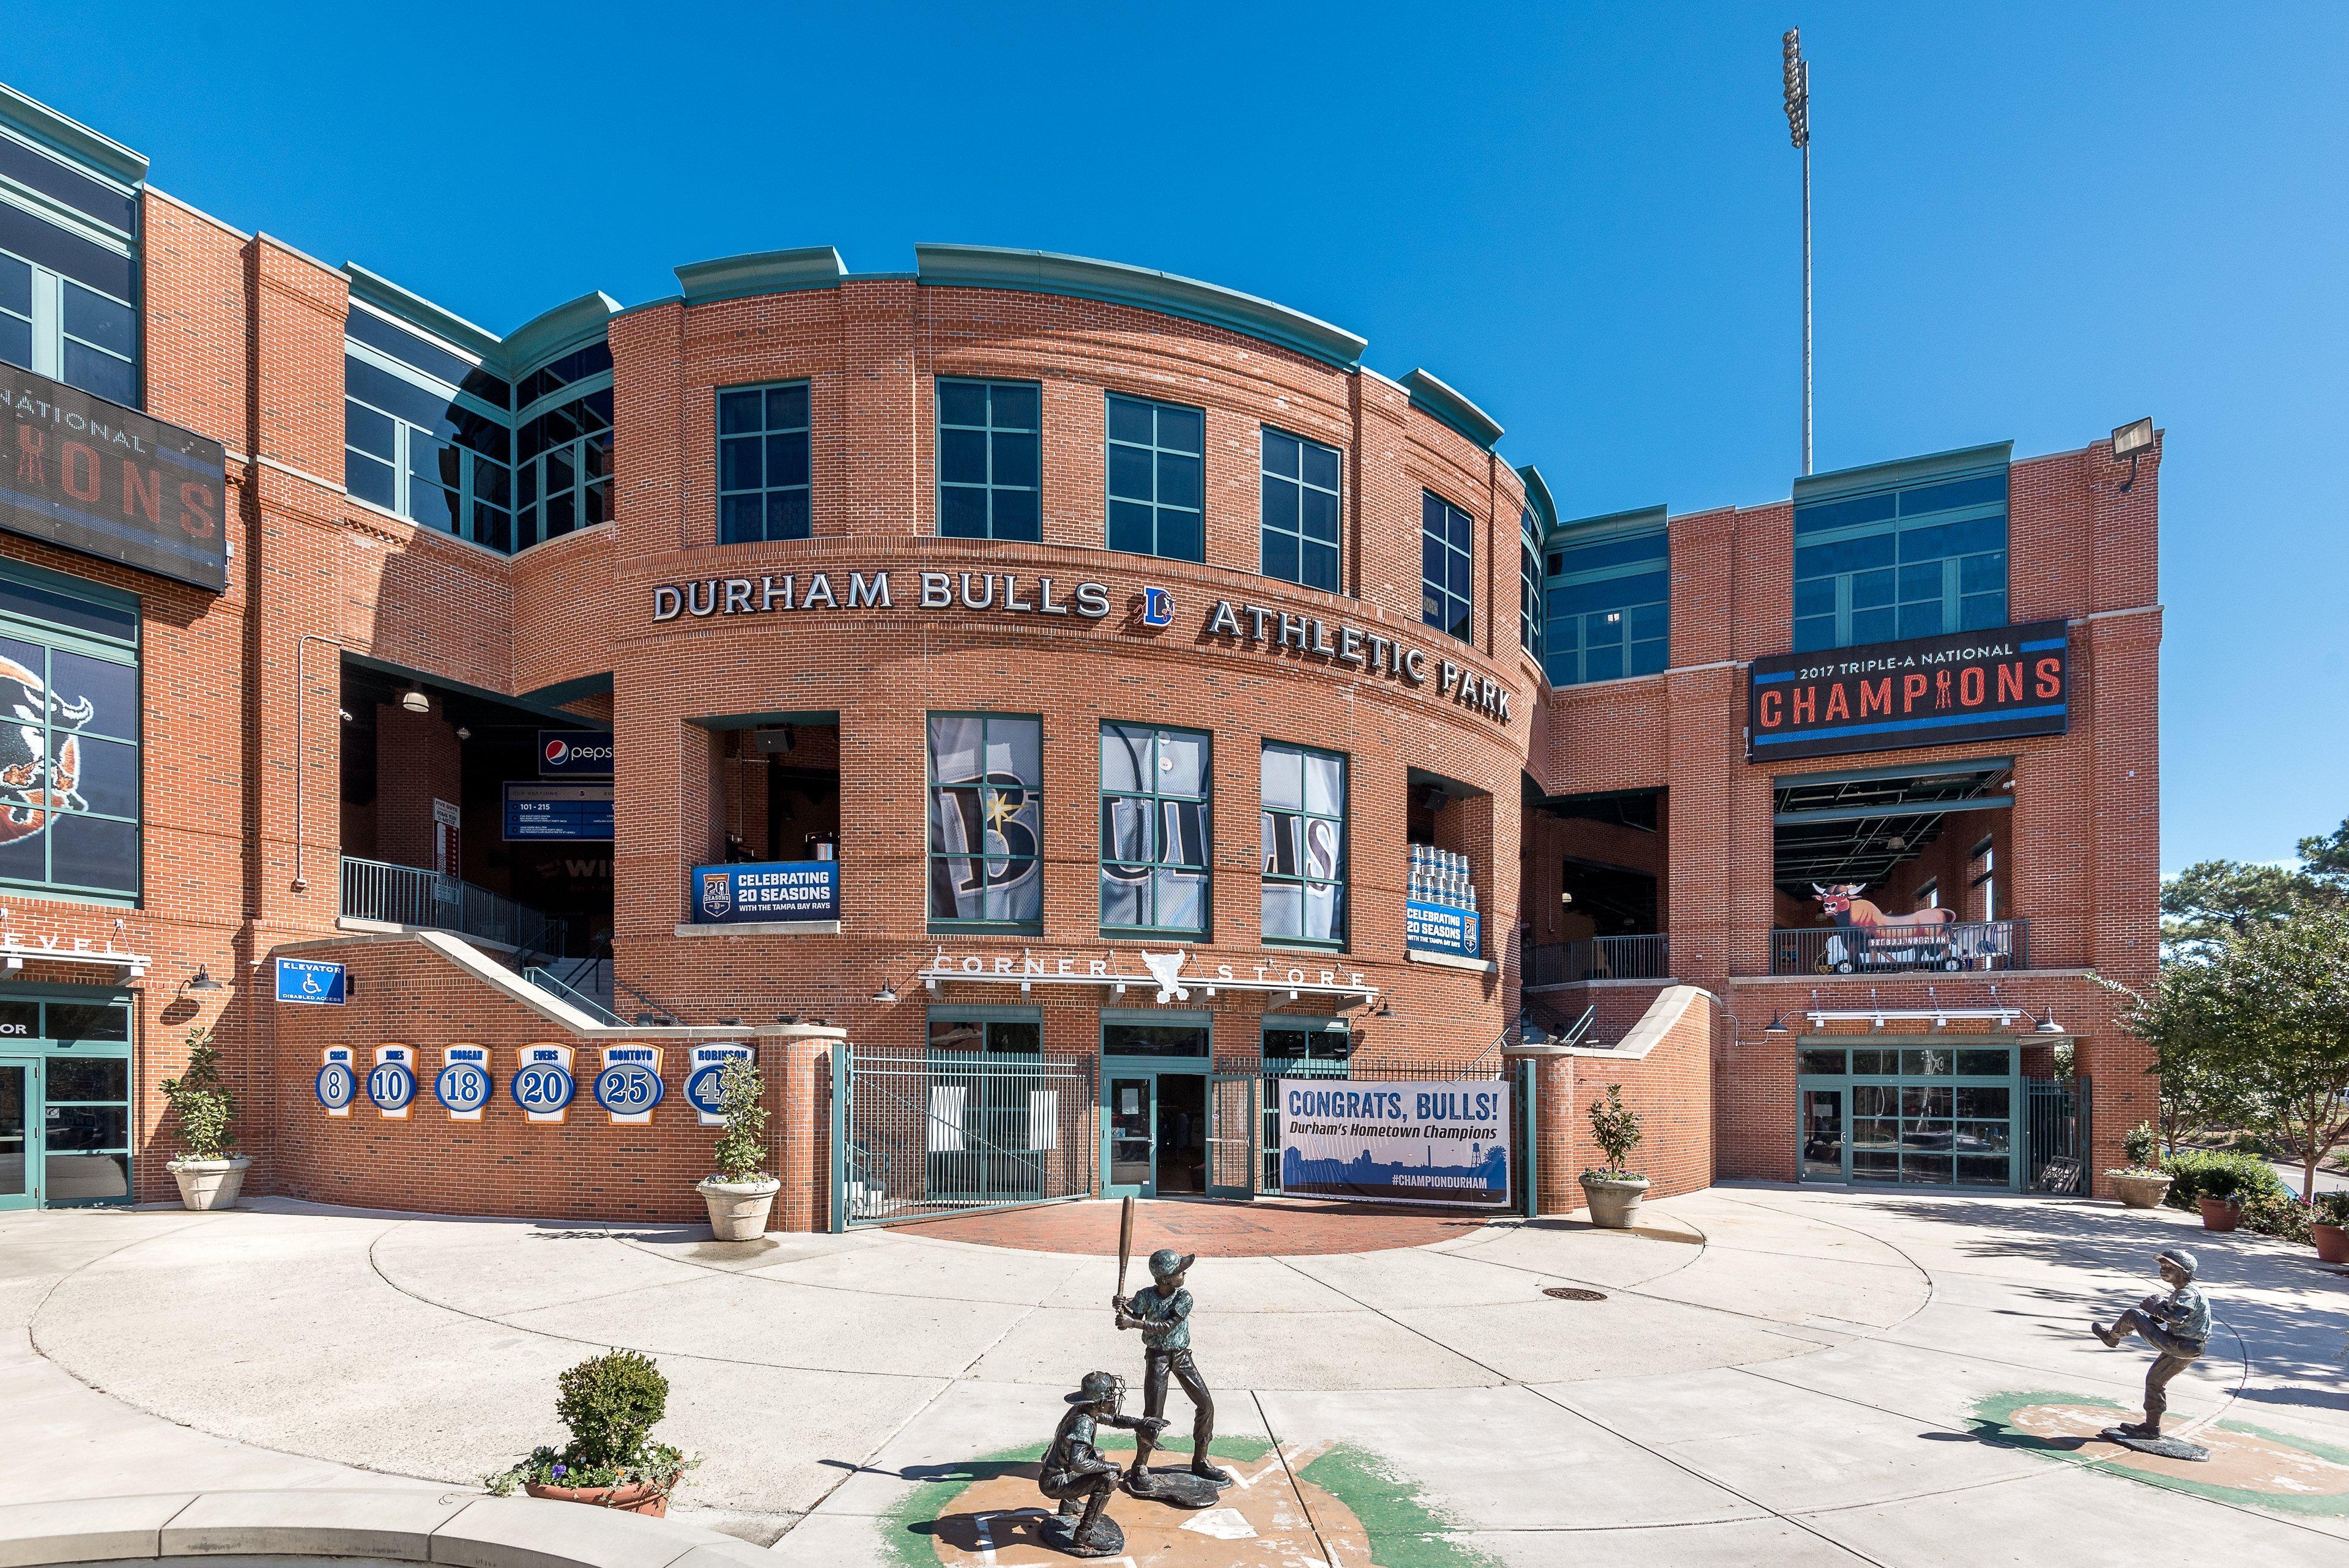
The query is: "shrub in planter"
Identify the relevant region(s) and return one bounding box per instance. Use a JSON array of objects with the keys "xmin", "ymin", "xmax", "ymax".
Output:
[
  {"xmin": 484, "ymin": 1350, "xmax": 694, "ymax": 1514},
  {"xmin": 696, "ymin": 1057, "xmax": 779, "ymax": 1241},
  {"xmin": 2312, "ymin": 1192, "xmax": 2349, "ymax": 1264},
  {"xmin": 2106, "ymin": 1120, "xmax": 2173, "ymax": 1209},
  {"xmin": 2159, "ymin": 1149, "xmax": 2283, "ymax": 1211},
  {"xmin": 1579, "ymin": 1085, "xmax": 1649, "ymax": 1230},
  {"xmin": 159, "ymin": 1029, "xmax": 250, "ymax": 1211},
  {"xmin": 2238, "ymin": 1188, "xmax": 2313, "ymax": 1246}
]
